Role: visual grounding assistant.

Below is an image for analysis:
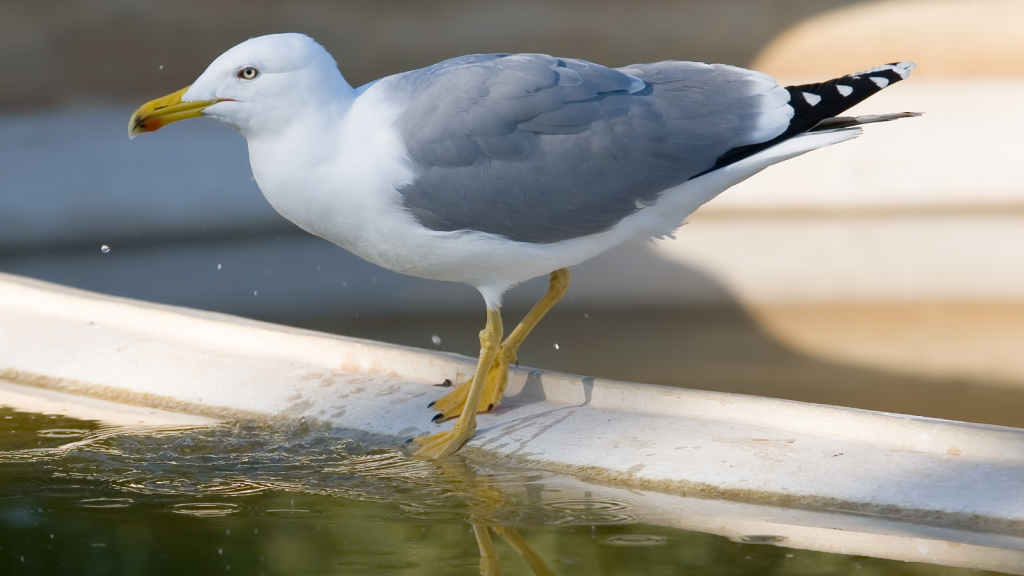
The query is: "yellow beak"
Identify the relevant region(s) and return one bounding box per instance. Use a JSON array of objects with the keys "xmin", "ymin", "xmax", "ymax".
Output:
[{"xmin": 128, "ymin": 87, "xmax": 223, "ymax": 138}]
